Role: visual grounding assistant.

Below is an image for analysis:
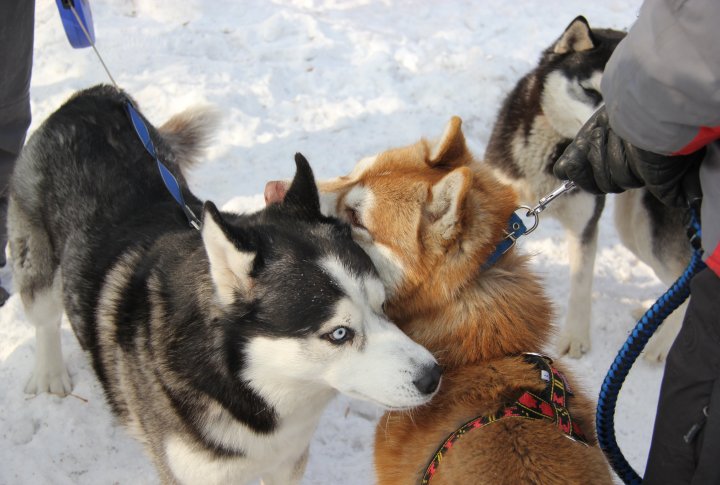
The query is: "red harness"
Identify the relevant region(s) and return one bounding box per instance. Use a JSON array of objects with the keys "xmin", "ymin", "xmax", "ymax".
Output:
[{"xmin": 421, "ymin": 353, "xmax": 588, "ymax": 484}]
